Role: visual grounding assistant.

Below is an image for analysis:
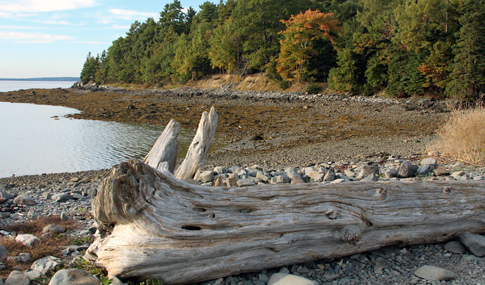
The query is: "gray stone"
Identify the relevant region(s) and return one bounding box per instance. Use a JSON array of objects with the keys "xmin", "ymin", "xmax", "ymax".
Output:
[
  {"xmin": 19, "ymin": 252, "xmax": 31, "ymax": 262},
  {"xmin": 362, "ymin": 173, "xmax": 378, "ymax": 182},
  {"xmin": 213, "ymin": 176, "xmax": 224, "ymax": 187},
  {"xmin": 286, "ymin": 167, "xmax": 300, "ymax": 178},
  {"xmin": 268, "ymin": 273, "xmax": 317, "ymax": 285},
  {"xmin": 24, "ymin": 269, "xmax": 42, "ymax": 281},
  {"xmin": 323, "ymin": 168, "xmax": 335, "ymax": 182},
  {"xmin": 31, "ymin": 256, "xmax": 61, "ymax": 275},
  {"xmin": 420, "ymin": 158, "xmax": 438, "ymax": 166},
  {"xmin": 56, "ymin": 193, "xmax": 74, "ymax": 203},
  {"xmin": 213, "ymin": 167, "xmax": 226, "ymax": 175},
  {"xmin": 276, "ymin": 175, "xmax": 290, "ymax": 184},
  {"xmin": 0, "ymin": 192, "xmax": 15, "ymax": 199},
  {"xmin": 434, "ymin": 168, "xmax": 450, "ymax": 176},
  {"xmin": 48, "ymin": 269, "xmax": 101, "ymax": 285},
  {"xmin": 256, "ymin": 172, "xmax": 269, "ymax": 183},
  {"xmin": 445, "ymin": 241, "xmax": 466, "ymax": 254},
  {"xmin": 290, "ymin": 175, "xmax": 305, "ymax": 184},
  {"xmin": 15, "ymin": 234, "xmax": 40, "ymax": 247},
  {"xmin": 199, "ymin": 171, "xmax": 215, "ymax": 183},
  {"xmin": 417, "ymin": 165, "xmax": 434, "ymax": 176},
  {"xmin": 474, "ymin": 176, "xmax": 484, "ymax": 181},
  {"xmin": 5, "ymin": 270, "xmax": 30, "ymax": 285},
  {"xmin": 13, "ymin": 197, "xmax": 37, "ymax": 205},
  {"xmin": 226, "ymin": 173, "xmax": 239, "ymax": 187},
  {"xmin": 385, "ymin": 168, "xmax": 398, "ymax": 178},
  {"xmin": 0, "ymin": 244, "xmax": 7, "ymax": 261},
  {"xmin": 0, "ymin": 261, "xmax": 5, "ymax": 270},
  {"xmin": 397, "ymin": 161, "xmax": 418, "ymax": 178},
  {"xmin": 60, "ymin": 212, "xmax": 70, "ymax": 220},
  {"xmin": 310, "ymin": 173, "xmax": 324, "ymax": 182},
  {"xmin": 0, "ymin": 212, "xmax": 10, "ymax": 219},
  {"xmin": 459, "ymin": 232, "xmax": 485, "ymax": 257},
  {"xmin": 360, "ymin": 165, "xmax": 379, "ymax": 176},
  {"xmin": 237, "ymin": 178, "xmax": 256, "ymax": 187},
  {"xmin": 110, "ymin": 276, "xmax": 127, "ymax": 285},
  {"xmin": 344, "ymin": 169, "xmax": 355, "ymax": 177},
  {"xmin": 42, "ymin": 224, "xmax": 65, "ymax": 235},
  {"xmin": 414, "ymin": 265, "xmax": 455, "ymax": 281},
  {"xmin": 302, "ymin": 167, "xmax": 315, "ymax": 176}
]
